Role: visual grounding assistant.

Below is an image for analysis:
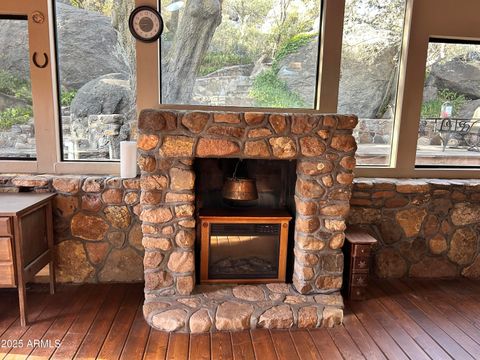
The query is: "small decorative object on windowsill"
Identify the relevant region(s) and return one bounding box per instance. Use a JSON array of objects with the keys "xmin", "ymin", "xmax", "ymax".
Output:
[{"xmin": 120, "ymin": 141, "xmax": 137, "ymax": 178}]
